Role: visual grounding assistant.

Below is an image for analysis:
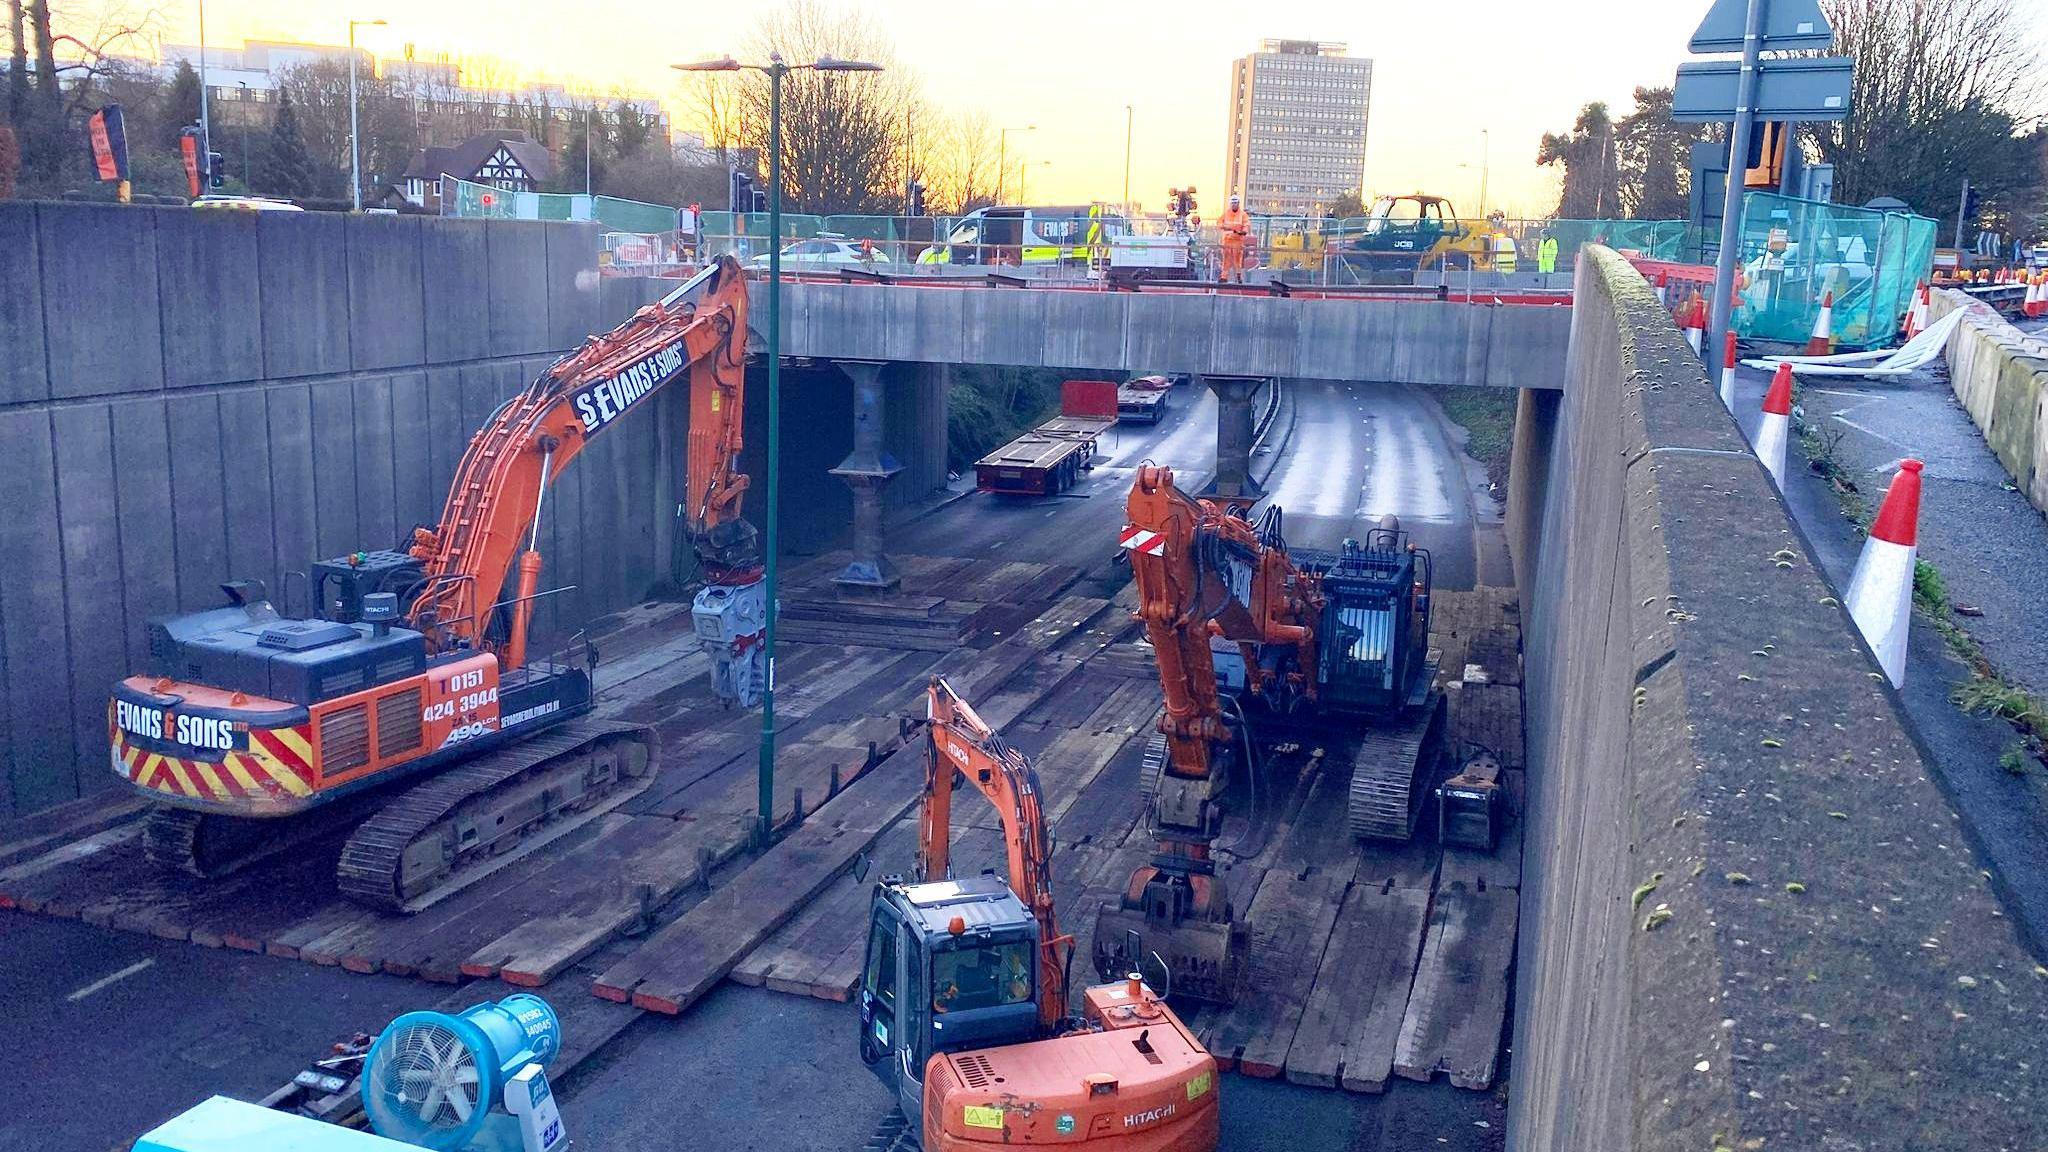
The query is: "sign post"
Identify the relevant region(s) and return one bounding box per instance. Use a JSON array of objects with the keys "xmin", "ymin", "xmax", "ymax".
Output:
[{"xmin": 1676, "ymin": 0, "xmax": 1847, "ymax": 367}]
